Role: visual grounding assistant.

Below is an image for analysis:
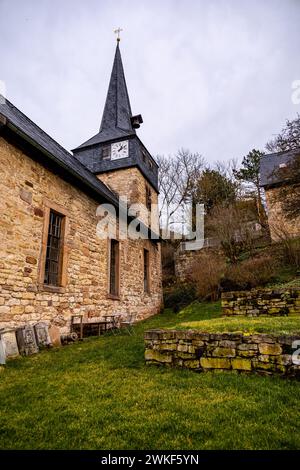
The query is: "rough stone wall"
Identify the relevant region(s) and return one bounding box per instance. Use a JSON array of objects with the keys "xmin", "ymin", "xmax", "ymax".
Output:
[
  {"xmin": 0, "ymin": 137, "xmax": 162, "ymax": 333},
  {"xmin": 97, "ymin": 167, "xmax": 159, "ymax": 234},
  {"xmin": 221, "ymin": 288, "xmax": 300, "ymax": 317},
  {"xmin": 174, "ymin": 249, "xmax": 196, "ymax": 281},
  {"xmin": 265, "ymin": 187, "xmax": 300, "ymax": 241},
  {"xmin": 174, "ymin": 247, "xmax": 221, "ymax": 282},
  {"xmin": 145, "ymin": 329, "xmax": 300, "ymax": 377}
]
